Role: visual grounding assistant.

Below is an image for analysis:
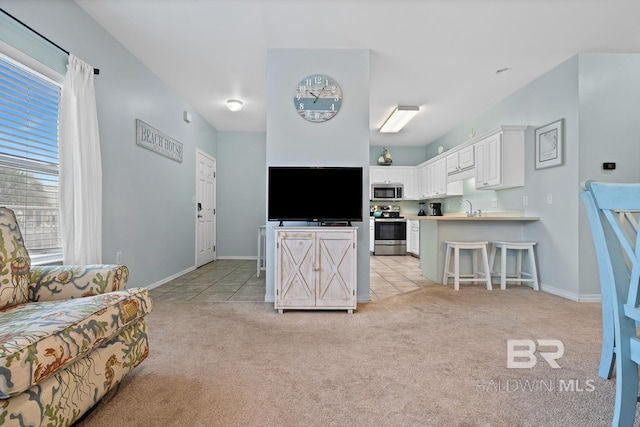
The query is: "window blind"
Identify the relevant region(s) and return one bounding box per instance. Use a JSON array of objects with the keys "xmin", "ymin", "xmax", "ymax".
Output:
[{"xmin": 0, "ymin": 53, "xmax": 61, "ymax": 259}]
